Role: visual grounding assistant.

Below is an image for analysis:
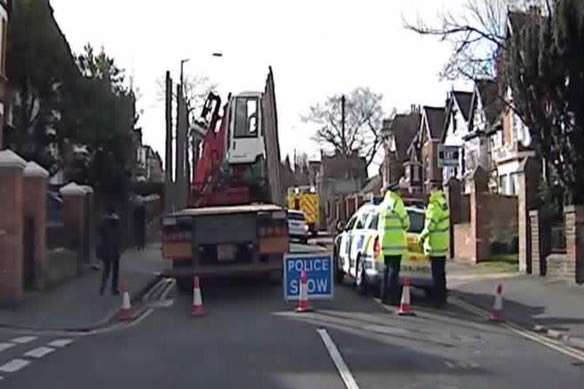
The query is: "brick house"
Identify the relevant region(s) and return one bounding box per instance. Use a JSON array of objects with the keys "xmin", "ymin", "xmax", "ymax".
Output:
[
  {"xmin": 0, "ymin": 0, "xmax": 10, "ymax": 149},
  {"xmin": 381, "ymin": 106, "xmax": 421, "ymax": 189},
  {"xmin": 401, "ymin": 106, "xmax": 446, "ymax": 194},
  {"xmin": 488, "ymin": 11, "xmax": 538, "ymax": 196},
  {"xmin": 441, "ymin": 91, "xmax": 473, "ymax": 184}
]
